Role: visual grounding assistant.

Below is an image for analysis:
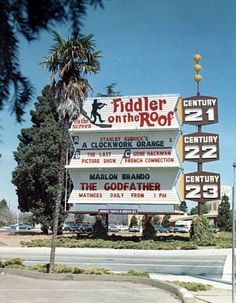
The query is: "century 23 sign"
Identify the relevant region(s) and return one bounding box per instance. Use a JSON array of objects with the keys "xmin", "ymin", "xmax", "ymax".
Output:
[{"xmin": 184, "ymin": 171, "xmax": 220, "ymax": 202}]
